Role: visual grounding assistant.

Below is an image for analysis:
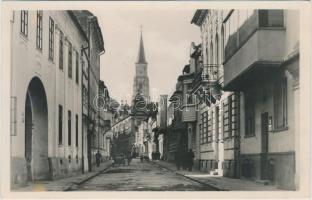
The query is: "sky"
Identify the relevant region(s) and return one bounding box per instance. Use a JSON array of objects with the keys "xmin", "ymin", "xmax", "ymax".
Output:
[{"xmin": 91, "ymin": 9, "xmax": 201, "ymax": 104}]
